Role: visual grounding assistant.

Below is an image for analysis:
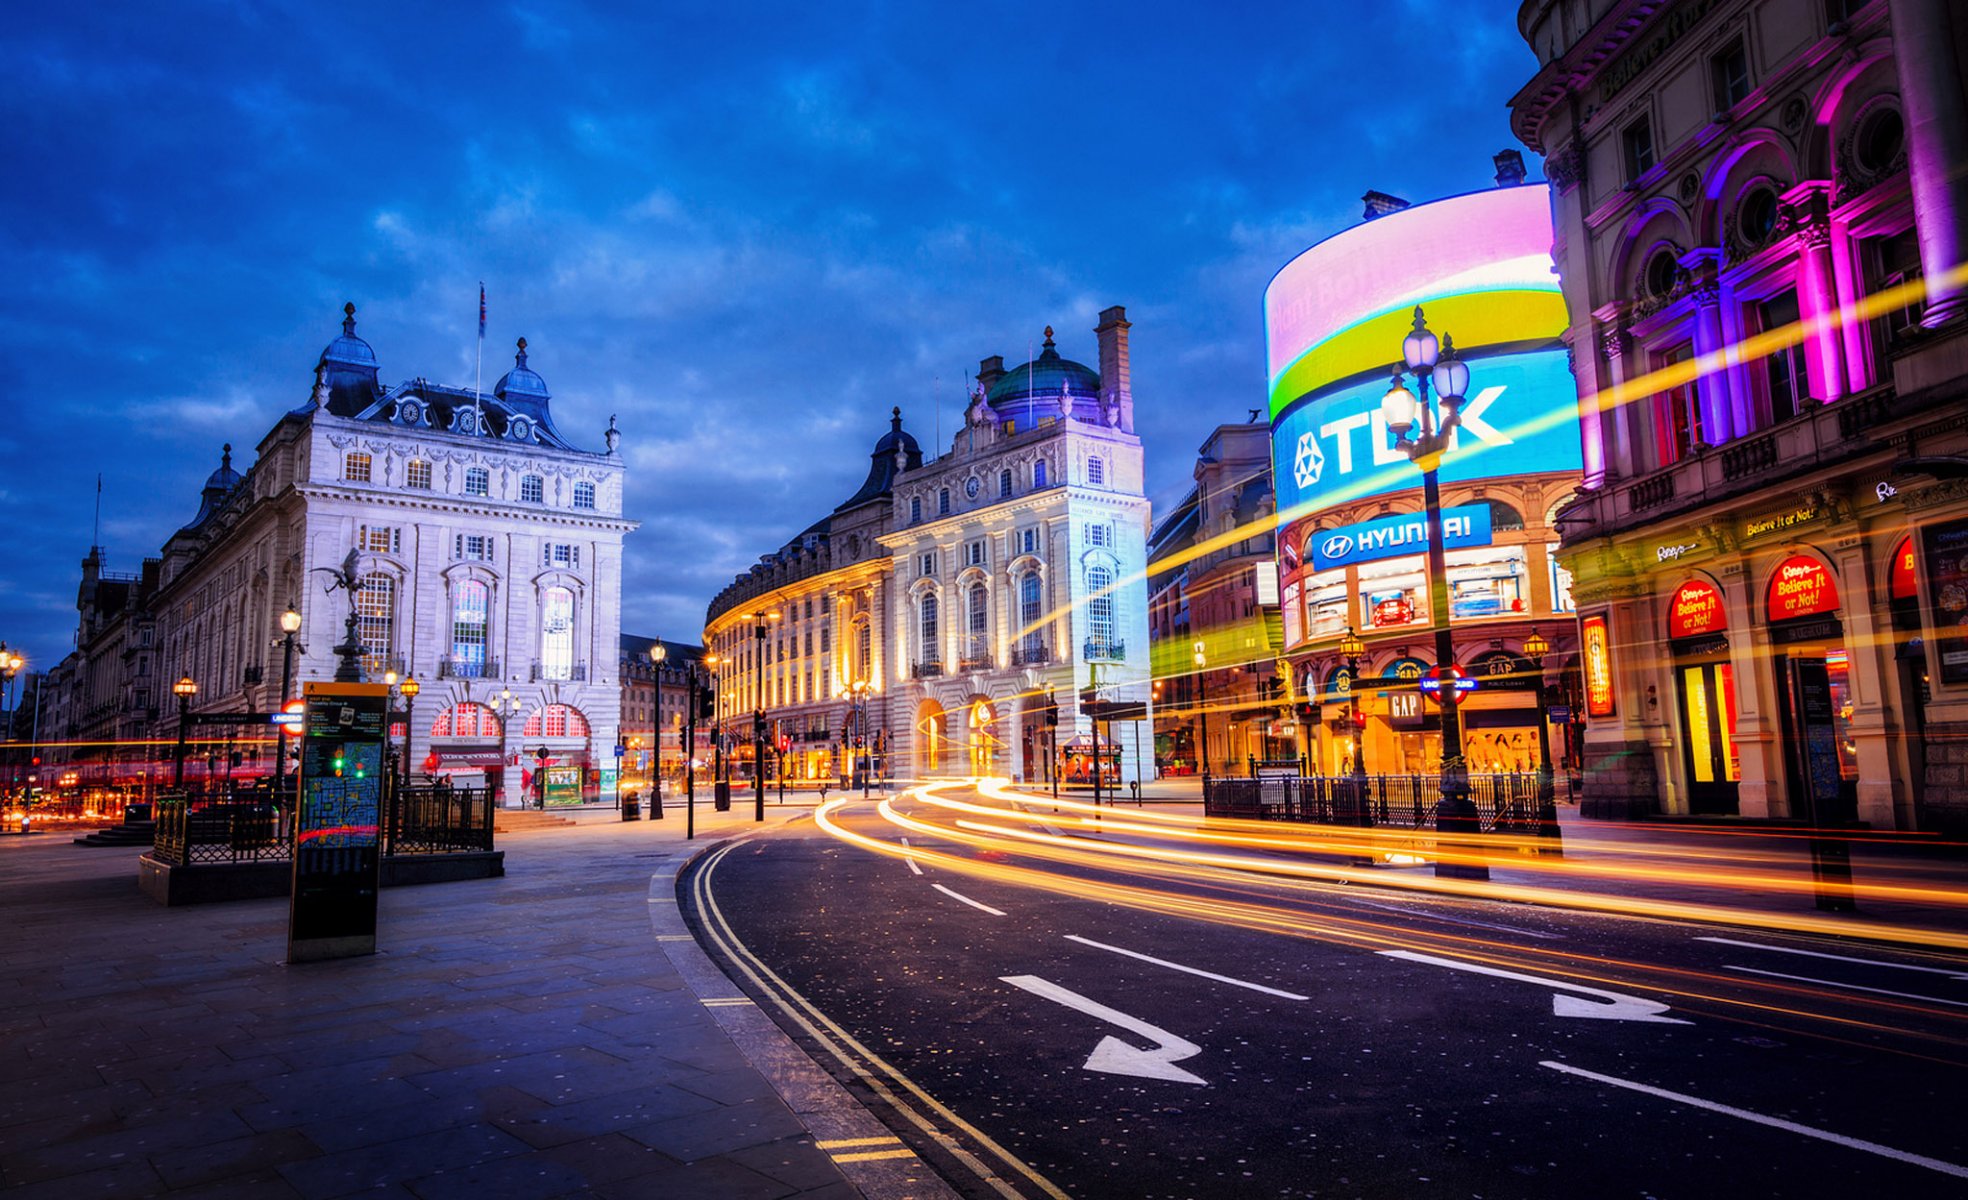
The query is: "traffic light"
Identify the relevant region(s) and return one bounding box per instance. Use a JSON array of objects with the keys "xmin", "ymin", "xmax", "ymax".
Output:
[{"xmin": 696, "ymin": 685, "xmax": 714, "ymax": 720}]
